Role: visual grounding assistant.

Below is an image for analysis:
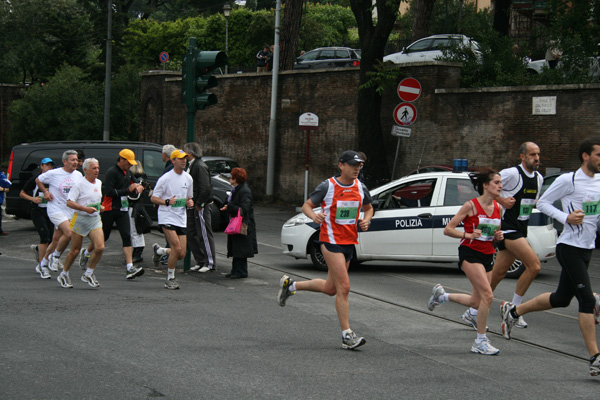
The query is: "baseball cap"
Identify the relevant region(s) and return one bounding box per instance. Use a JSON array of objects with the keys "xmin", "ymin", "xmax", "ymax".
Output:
[
  {"xmin": 338, "ymin": 150, "xmax": 364, "ymax": 165},
  {"xmin": 40, "ymin": 157, "xmax": 55, "ymax": 165},
  {"xmin": 170, "ymin": 149, "xmax": 188, "ymax": 160},
  {"xmin": 119, "ymin": 149, "xmax": 137, "ymax": 165}
]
